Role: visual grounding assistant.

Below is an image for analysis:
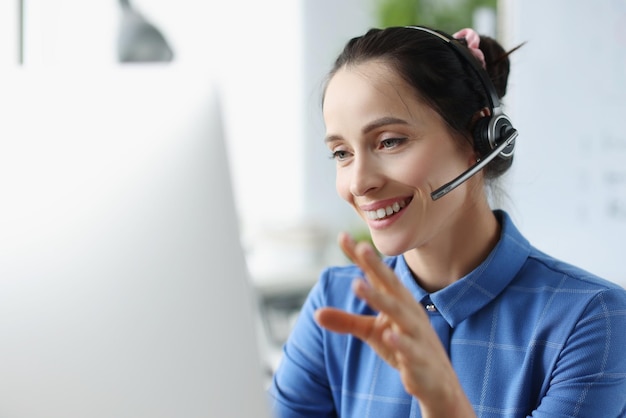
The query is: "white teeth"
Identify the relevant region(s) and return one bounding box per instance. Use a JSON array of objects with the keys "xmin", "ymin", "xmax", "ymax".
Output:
[{"xmin": 364, "ymin": 200, "xmax": 407, "ymax": 220}]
